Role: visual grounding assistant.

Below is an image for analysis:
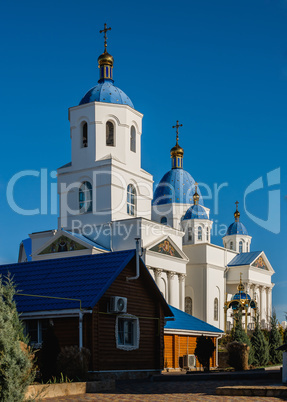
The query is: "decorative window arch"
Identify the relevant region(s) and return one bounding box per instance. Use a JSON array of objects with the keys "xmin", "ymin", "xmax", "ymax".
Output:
[
  {"xmin": 127, "ymin": 184, "xmax": 136, "ymax": 216},
  {"xmin": 106, "ymin": 121, "xmax": 115, "ymax": 146},
  {"xmin": 239, "ymin": 241, "xmax": 243, "ymax": 253},
  {"xmin": 82, "ymin": 122, "xmax": 88, "ymax": 147},
  {"xmin": 198, "ymin": 226, "xmax": 202, "ymax": 241},
  {"xmin": 160, "ymin": 216, "xmax": 167, "ymax": 225},
  {"xmin": 206, "ymin": 227, "xmax": 209, "ymax": 242},
  {"xmin": 188, "ymin": 226, "xmax": 192, "ymax": 241},
  {"xmin": 214, "ymin": 298, "xmax": 219, "ymax": 321},
  {"xmin": 230, "ymin": 241, "xmax": 233, "ymax": 250},
  {"xmin": 79, "ymin": 181, "xmax": 92, "ymax": 213},
  {"xmin": 246, "ymin": 243, "xmax": 249, "ymax": 252},
  {"xmin": 130, "ymin": 126, "xmax": 136, "ymax": 152},
  {"xmin": 185, "ymin": 297, "xmax": 193, "ymax": 315}
]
